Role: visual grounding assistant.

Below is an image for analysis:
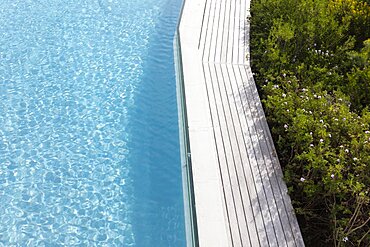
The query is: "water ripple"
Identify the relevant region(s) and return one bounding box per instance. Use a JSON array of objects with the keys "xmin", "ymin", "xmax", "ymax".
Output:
[{"xmin": 0, "ymin": 0, "xmax": 165, "ymax": 246}]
